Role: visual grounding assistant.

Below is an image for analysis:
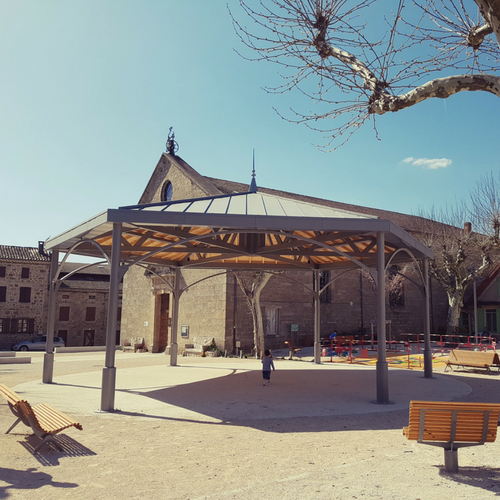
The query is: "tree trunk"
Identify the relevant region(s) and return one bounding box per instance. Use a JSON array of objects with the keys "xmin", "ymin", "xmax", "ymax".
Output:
[
  {"xmin": 446, "ymin": 288, "xmax": 466, "ymax": 336},
  {"xmin": 234, "ymin": 272, "xmax": 274, "ymax": 357}
]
